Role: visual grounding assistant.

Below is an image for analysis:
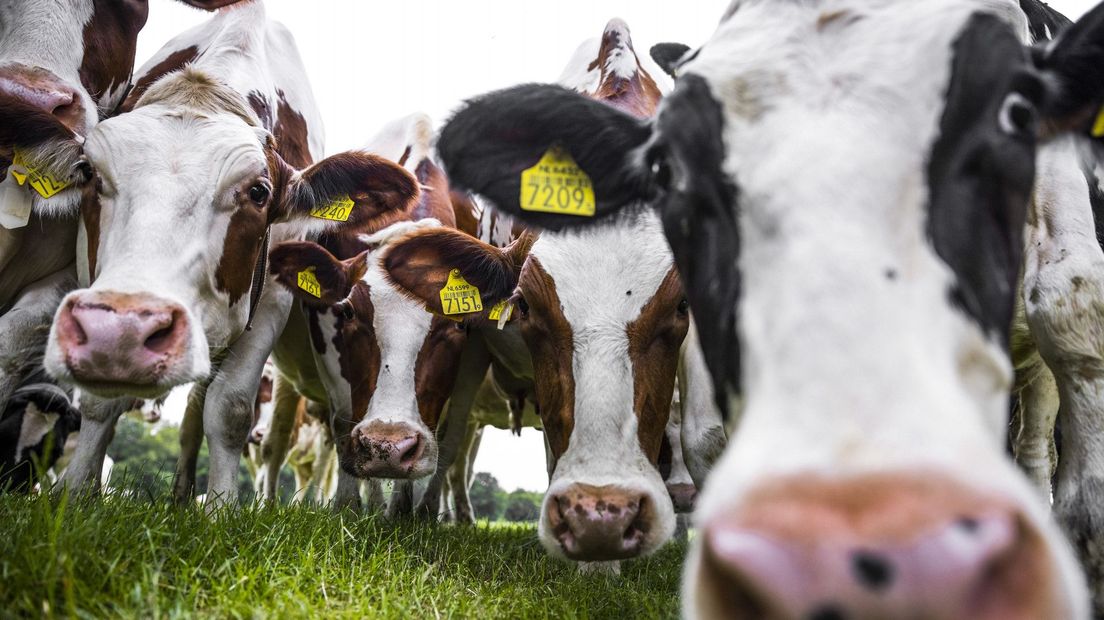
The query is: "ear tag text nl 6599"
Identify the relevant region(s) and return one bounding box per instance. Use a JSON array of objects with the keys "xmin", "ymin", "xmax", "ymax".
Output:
[
  {"xmin": 297, "ymin": 268, "xmax": 322, "ymax": 298},
  {"xmin": 519, "ymin": 145, "xmax": 595, "ymax": 217},
  {"xmin": 310, "ymin": 196, "xmax": 355, "ymax": 222},
  {"xmin": 439, "ymin": 269, "xmax": 482, "ymax": 315}
]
